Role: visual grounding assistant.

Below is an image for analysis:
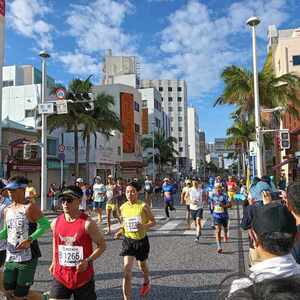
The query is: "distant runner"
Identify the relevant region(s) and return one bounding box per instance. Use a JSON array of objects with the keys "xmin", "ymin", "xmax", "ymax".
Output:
[
  {"xmin": 162, "ymin": 178, "xmax": 176, "ymax": 221},
  {"xmin": 181, "ymin": 179, "xmax": 192, "ymax": 229},
  {"xmin": 92, "ymin": 176, "xmax": 107, "ymax": 224}
]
